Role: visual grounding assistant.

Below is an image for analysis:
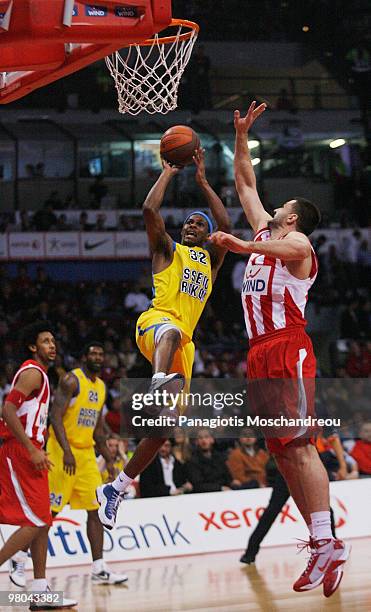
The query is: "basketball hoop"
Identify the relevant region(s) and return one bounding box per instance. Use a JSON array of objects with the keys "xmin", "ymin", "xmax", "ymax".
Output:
[{"xmin": 105, "ymin": 19, "xmax": 199, "ymax": 115}]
